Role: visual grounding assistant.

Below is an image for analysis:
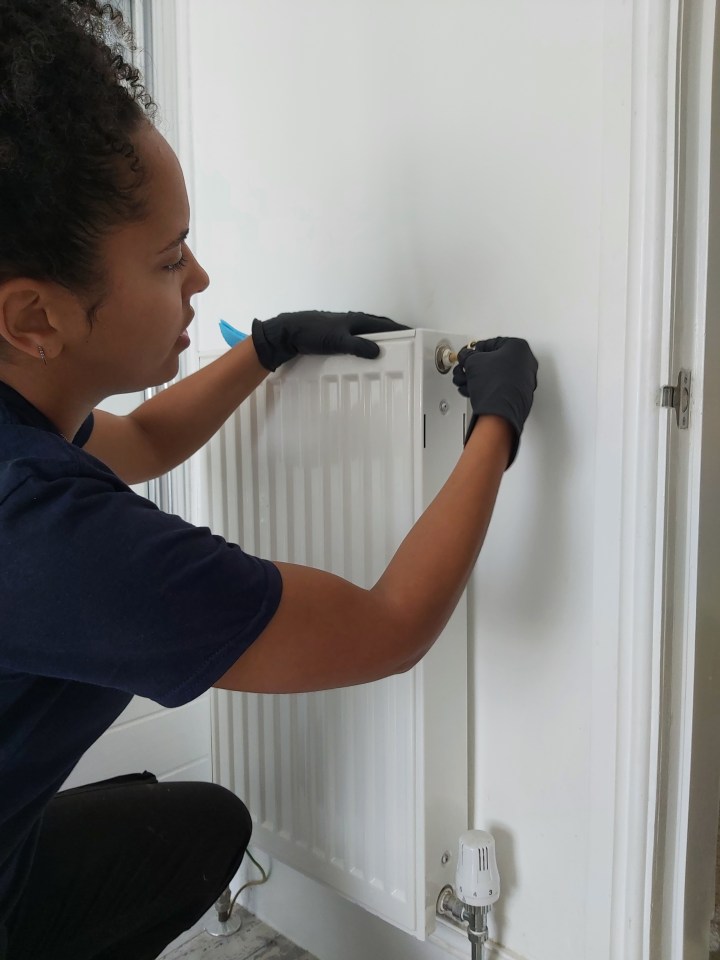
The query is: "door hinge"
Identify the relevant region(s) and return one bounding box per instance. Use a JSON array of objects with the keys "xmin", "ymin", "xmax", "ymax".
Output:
[{"xmin": 658, "ymin": 369, "xmax": 691, "ymax": 429}]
